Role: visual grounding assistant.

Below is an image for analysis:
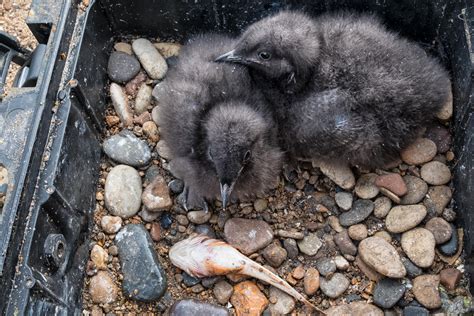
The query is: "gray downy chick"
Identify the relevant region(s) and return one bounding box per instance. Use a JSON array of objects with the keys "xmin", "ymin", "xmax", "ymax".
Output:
[
  {"xmin": 154, "ymin": 34, "xmax": 283, "ymax": 210},
  {"xmin": 216, "ymin": 11, "xmax": 451, "ymax": 168}
]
